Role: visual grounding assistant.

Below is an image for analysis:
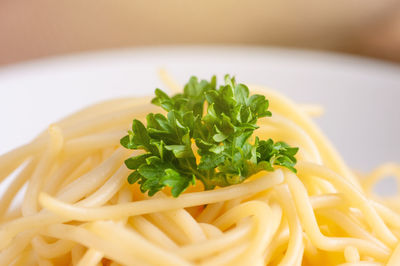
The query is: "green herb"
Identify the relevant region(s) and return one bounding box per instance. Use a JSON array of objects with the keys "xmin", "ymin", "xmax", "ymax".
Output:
[{"xmin": 121, "ymin": 75, "xmax": 298, "ymax": 197}]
